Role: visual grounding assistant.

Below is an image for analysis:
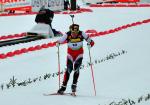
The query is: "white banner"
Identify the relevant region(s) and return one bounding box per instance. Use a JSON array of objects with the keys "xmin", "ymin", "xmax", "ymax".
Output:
[
  {"xmin": 0, "ymin": 0, "xmax": 25, "ymax": 3},
  {"xmin": 31, "ymin": 0, "xmax": 64, "ymax": 12},
  {"xmin": 2, "ymin": 0, "xmax": 64, "ymax": 12}
]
